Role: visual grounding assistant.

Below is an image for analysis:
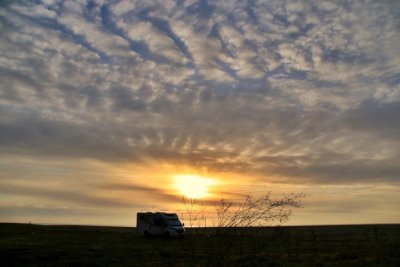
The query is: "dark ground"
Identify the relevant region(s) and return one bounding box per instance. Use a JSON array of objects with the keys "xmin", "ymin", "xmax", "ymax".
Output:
[{"xmin": 0, "ymin": 223, "xmax": 399, "ymax": 266}]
